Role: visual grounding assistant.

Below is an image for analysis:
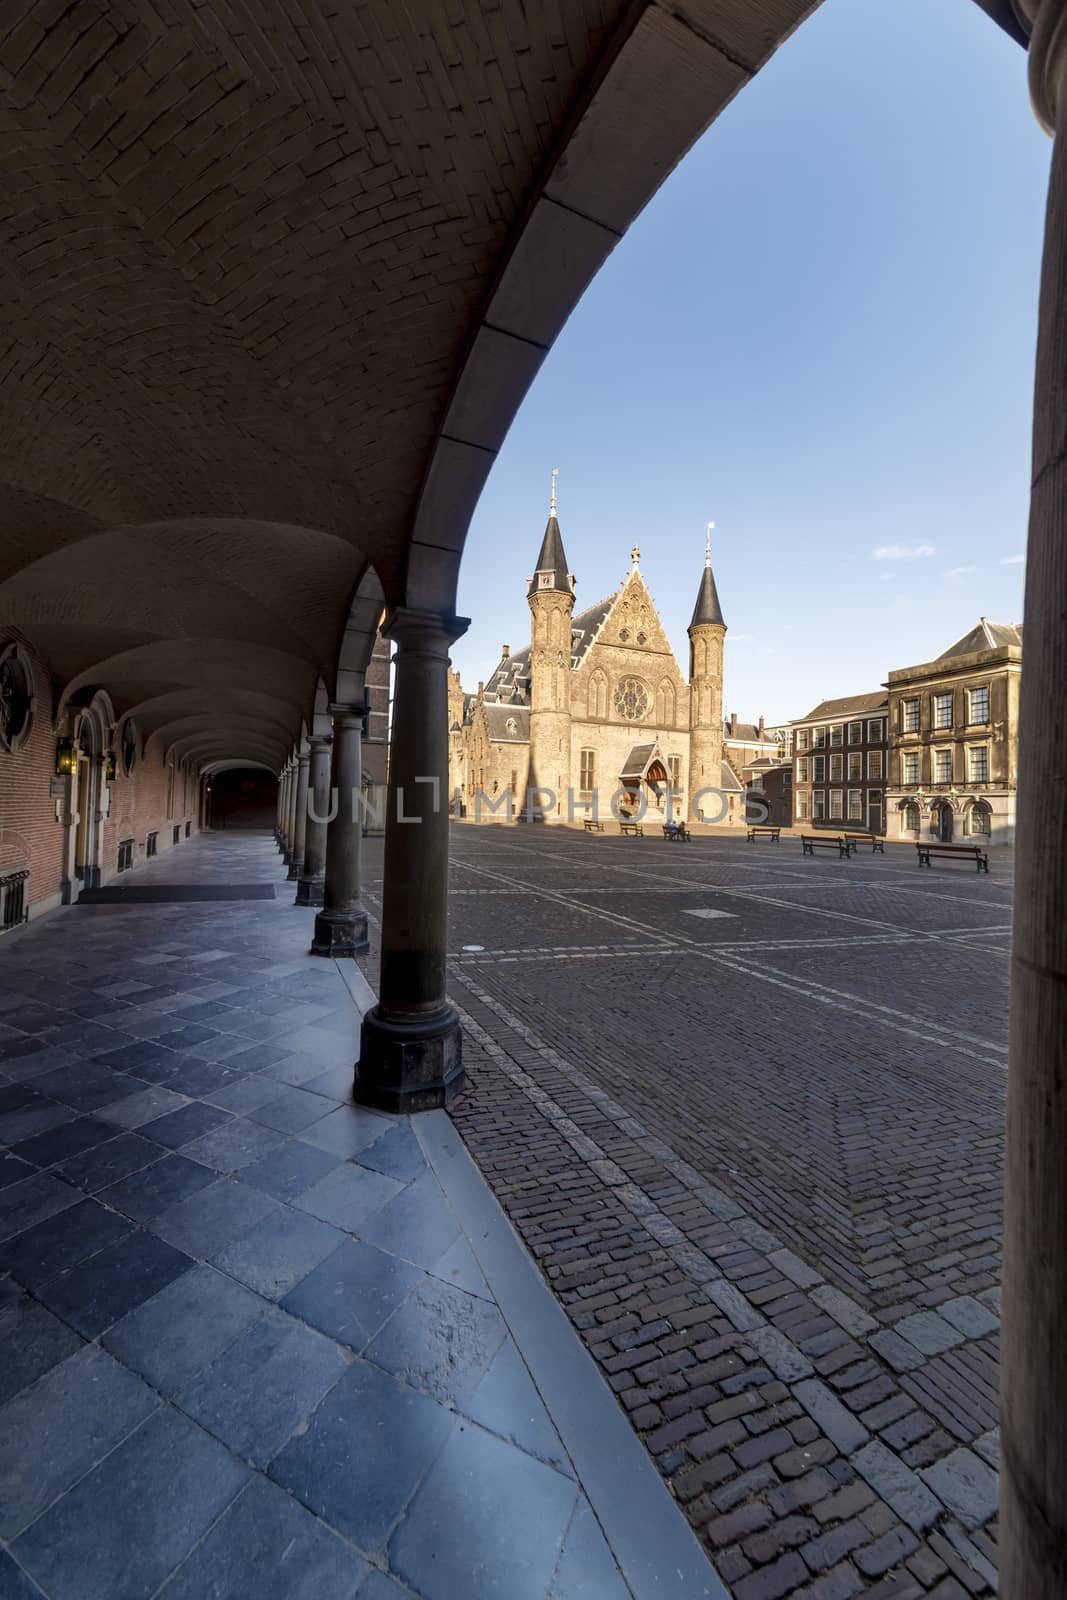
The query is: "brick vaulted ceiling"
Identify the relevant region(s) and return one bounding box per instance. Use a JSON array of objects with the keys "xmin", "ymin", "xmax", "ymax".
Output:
[{"xmin": 5, "ymin": 0, "xmax": 1013, "ymax": 767}]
